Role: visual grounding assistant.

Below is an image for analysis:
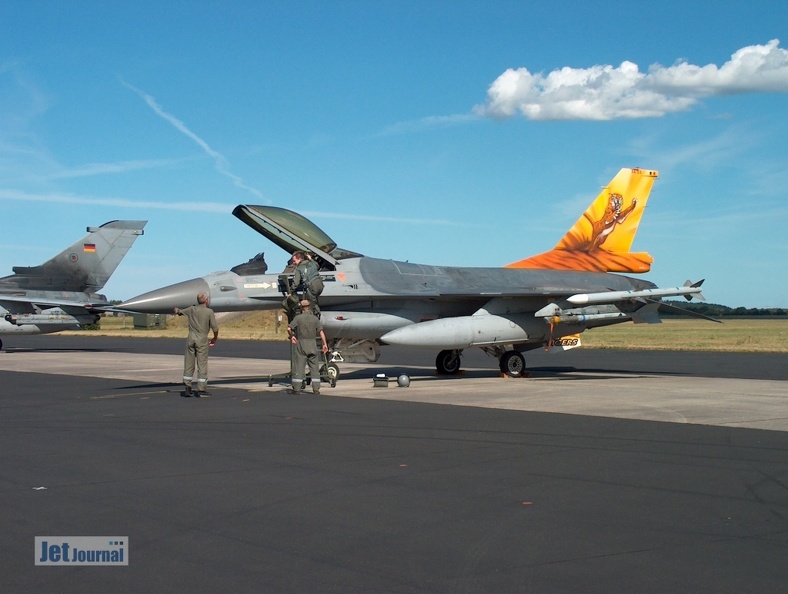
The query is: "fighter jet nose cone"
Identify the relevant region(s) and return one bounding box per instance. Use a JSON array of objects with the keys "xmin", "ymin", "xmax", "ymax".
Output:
[{"xmin": 119, "ymin": 278, "xmax": 210, "ymax": 313}]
